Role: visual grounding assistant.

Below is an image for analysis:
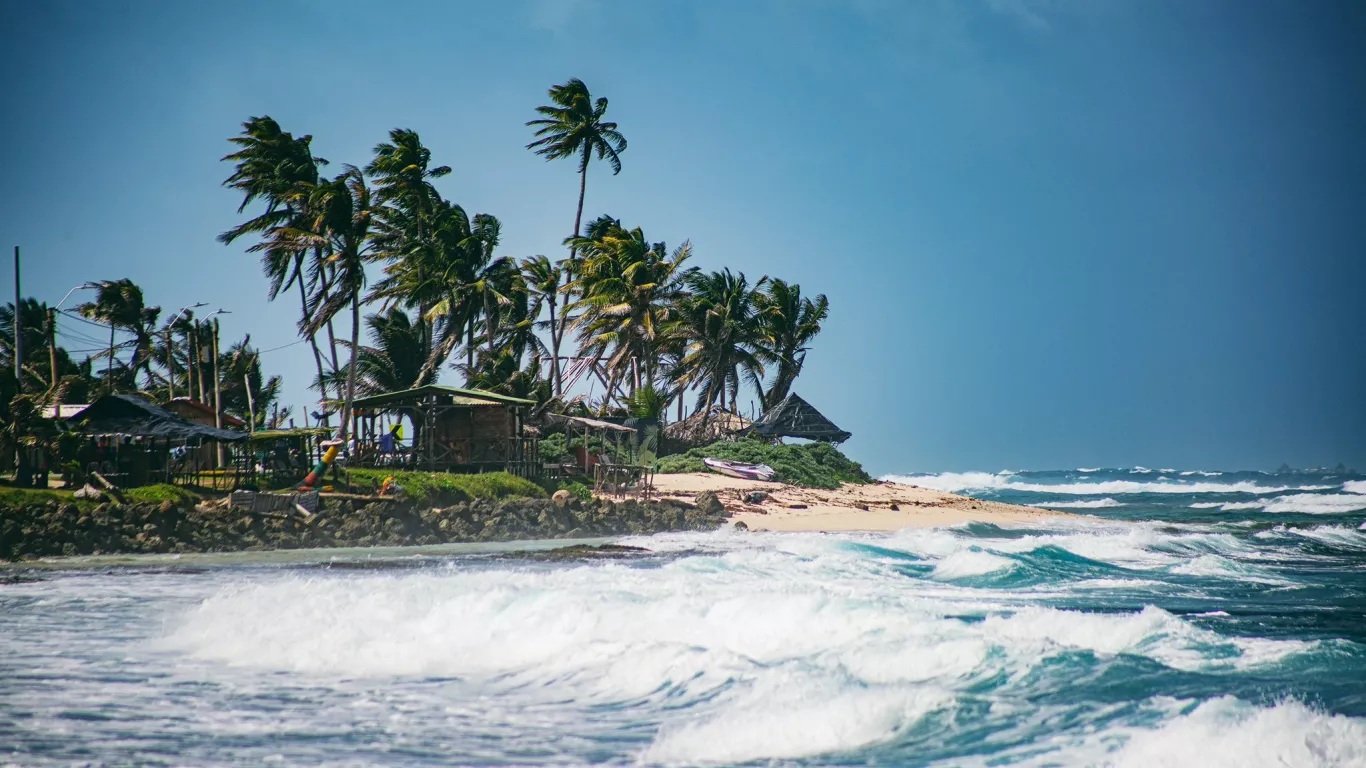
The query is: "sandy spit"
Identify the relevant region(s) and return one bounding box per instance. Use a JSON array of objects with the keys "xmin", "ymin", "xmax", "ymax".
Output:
[{"xmin": 645, "ymin": 473, "xmax": 1074, "ymax": 532}]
